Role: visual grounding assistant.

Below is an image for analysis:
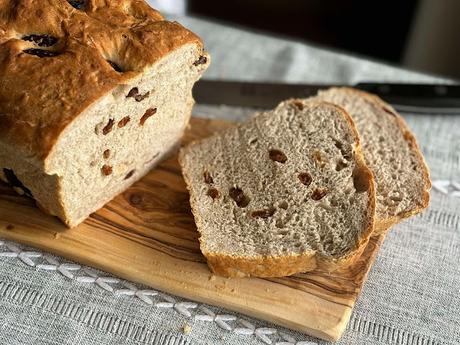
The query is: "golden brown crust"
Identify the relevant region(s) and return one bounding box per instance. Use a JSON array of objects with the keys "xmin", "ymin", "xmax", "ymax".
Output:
[
  {"xmin": 331, "ymin": 88, "xmax": 431, "ymax": 235},
  {"xmin": 179, "ymin": 102, "xmax": 376, "ymax": 278},
  {"xmin": 0, "ymin": 0, "xmax": 203, "ymax": 165}
]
